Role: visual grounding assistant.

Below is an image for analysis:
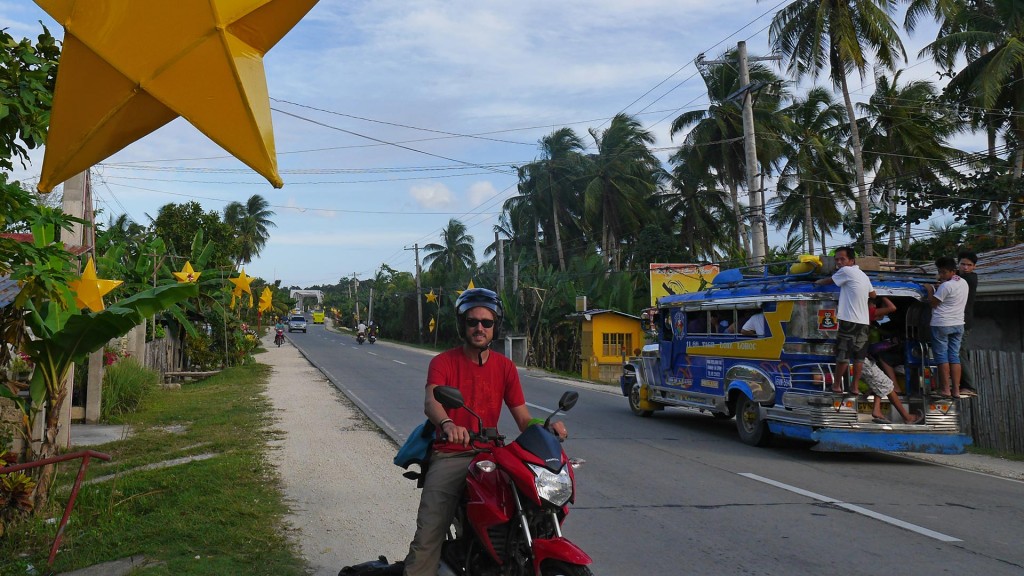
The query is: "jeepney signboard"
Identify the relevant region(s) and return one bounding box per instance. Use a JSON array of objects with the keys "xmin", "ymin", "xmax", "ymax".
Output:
[{"xmin": 649, "ymin": 264, "xmax": 719, "ymax": 307}]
